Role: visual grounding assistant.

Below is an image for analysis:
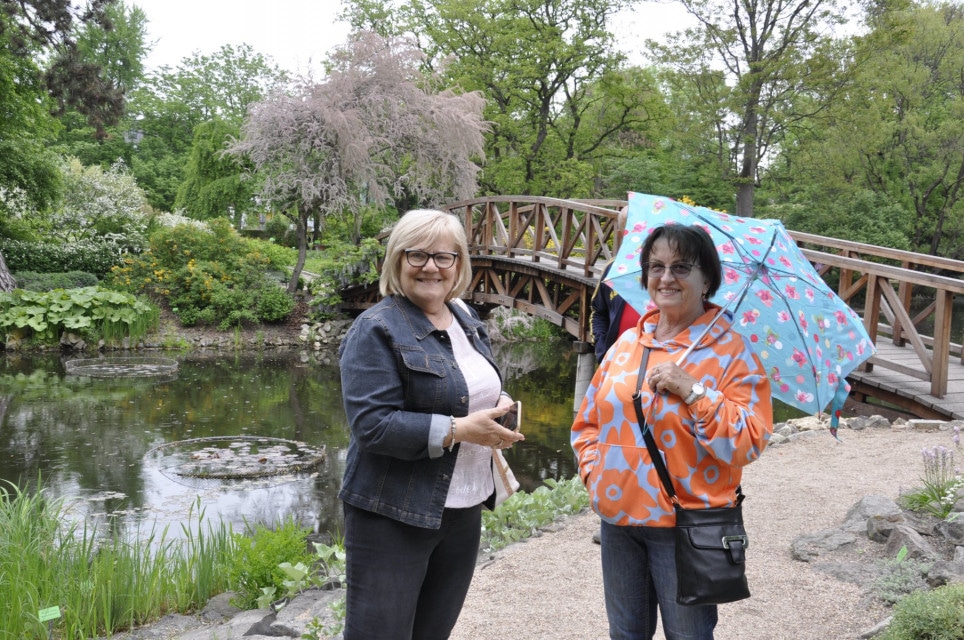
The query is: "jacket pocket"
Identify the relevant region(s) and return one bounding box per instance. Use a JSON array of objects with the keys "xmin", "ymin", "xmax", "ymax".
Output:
[{"xmin": 398, "ymin": 346, "xmax": 450, "ymax": 413}]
